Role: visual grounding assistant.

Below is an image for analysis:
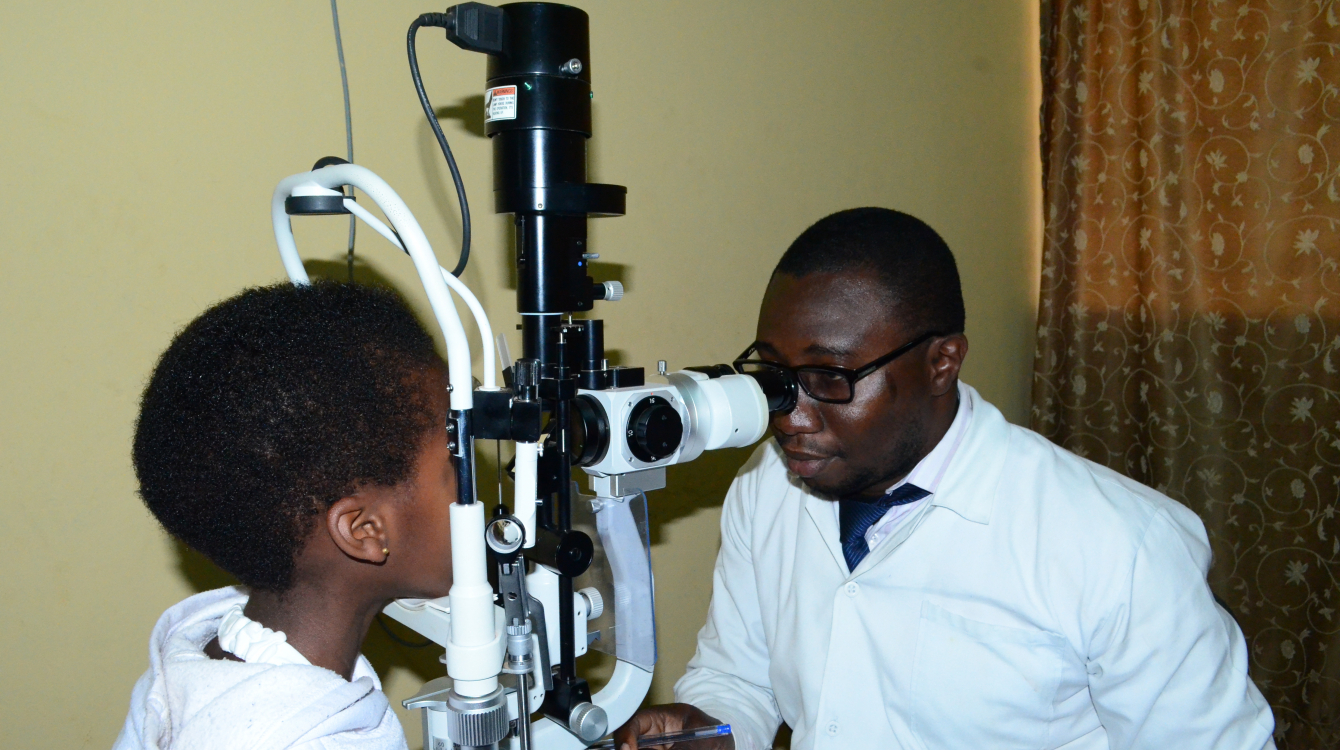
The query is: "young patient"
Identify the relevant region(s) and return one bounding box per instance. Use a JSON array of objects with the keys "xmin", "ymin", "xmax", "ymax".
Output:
[{"xmin": 114, "ymin": 281, "xmax": 456, "ymax": 750}]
